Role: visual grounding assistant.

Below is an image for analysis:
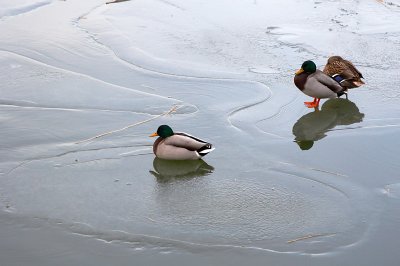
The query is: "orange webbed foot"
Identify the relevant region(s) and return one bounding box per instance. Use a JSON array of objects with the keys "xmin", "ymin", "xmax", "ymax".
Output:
[
  {"xmin": 304, "ymin": 98, "xmax": 320, "ymax": 108},
  {"xmin": 304, "ymin": 101, "xmax": 319, "ymax": 108}
]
